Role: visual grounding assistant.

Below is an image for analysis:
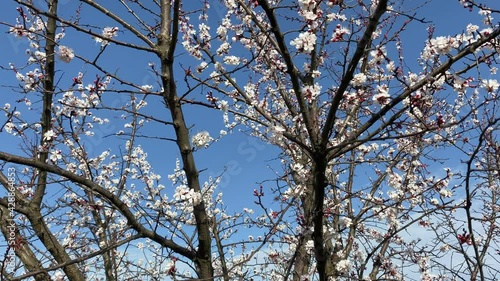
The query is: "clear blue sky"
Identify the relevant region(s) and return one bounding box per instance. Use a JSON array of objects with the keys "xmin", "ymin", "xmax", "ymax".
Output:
[
  {"xmin": 0, "ymin": 1, "xmax": 289, "ymax": 216},
  {"xmin": 0, "ymin": 0, "xmax": 497, "ymax": 225},
  {"xmin": 0, "ymin": 3, "xmax": 499, "ymax": 274},
  {"xmin": 1, "ymin": 0, "xmax": 496, "ymax": 202}
]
